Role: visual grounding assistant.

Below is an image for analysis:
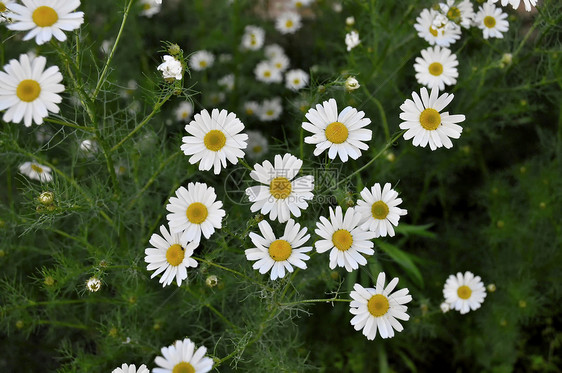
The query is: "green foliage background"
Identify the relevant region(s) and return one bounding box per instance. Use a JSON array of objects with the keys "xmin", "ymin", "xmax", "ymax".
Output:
[{"xmin": 1, "ymin": 0, "xmax": 561, "ymax": 371}]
